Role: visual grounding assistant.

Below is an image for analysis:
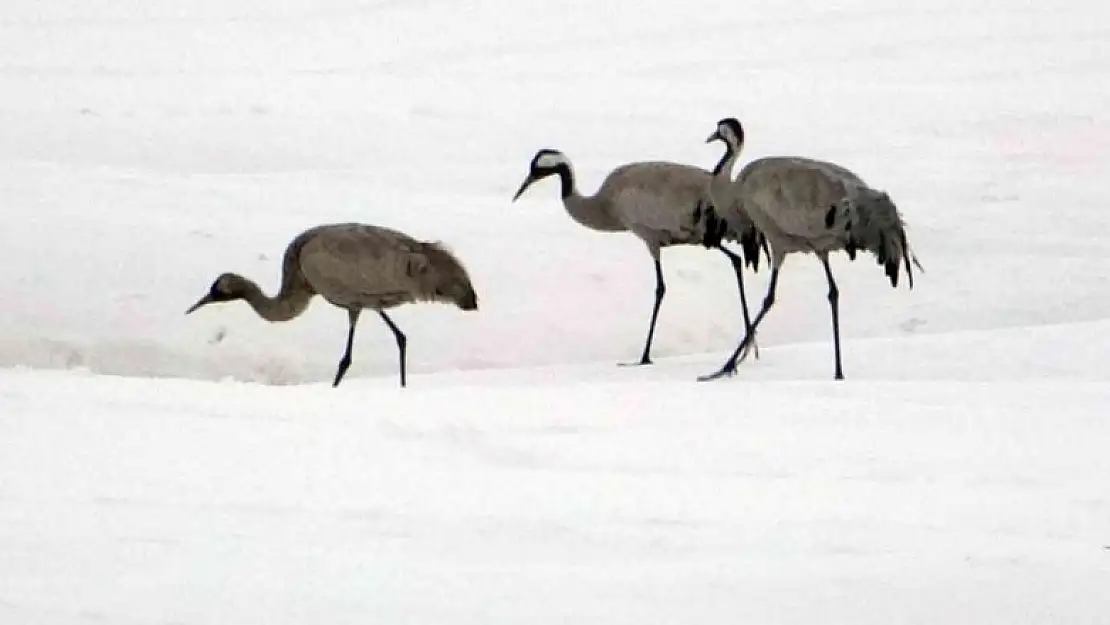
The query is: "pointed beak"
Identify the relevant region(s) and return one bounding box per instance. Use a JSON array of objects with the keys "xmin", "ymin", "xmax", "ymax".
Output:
[
  {"xmin": 185, "ymin": 293, "xmax": 214, "ymax": 315},
  {"xmin": 705, "ymin": 130, "xmax": 722, "ymax": 144},
  {"xmin": 512, "ymin": 174, "xmax": 536, "ymax": 202}
]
